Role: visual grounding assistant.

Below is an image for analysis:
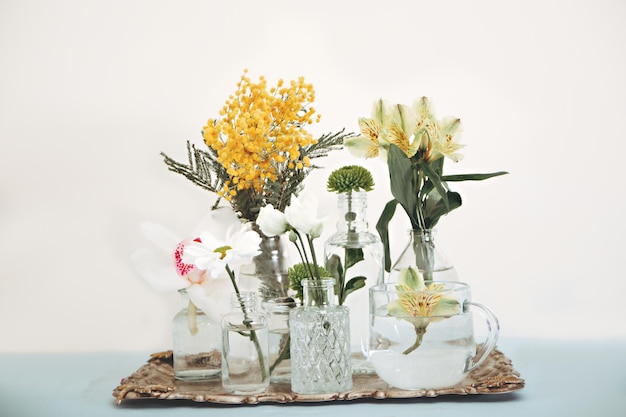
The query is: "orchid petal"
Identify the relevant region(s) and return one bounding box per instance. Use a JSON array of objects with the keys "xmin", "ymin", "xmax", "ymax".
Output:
[
  {"xmin": 131, "ymin": 248, "xmax": 188, "ymax": 292},
  {"xmin": 186, "ymin": 283, "xmax": 224, "ymax": 323},
  {"xmin": 192, "ymin": 206, "xmax": 240, "ymax": 237},
  {"xmin": 139, "ymin": 222, "xmax": 182, "ymax": 253}
]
